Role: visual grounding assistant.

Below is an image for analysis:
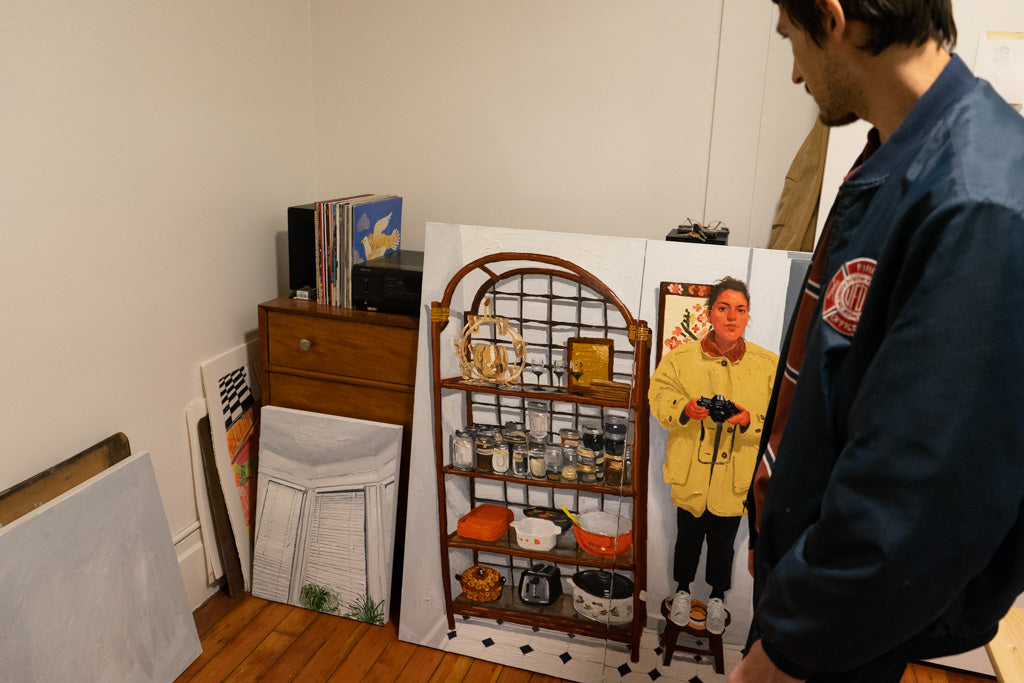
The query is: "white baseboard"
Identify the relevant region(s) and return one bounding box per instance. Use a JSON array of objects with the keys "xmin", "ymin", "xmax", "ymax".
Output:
[{"xmin": 175, "ymin": 524, "xmax": 222, "ymax": 611}]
